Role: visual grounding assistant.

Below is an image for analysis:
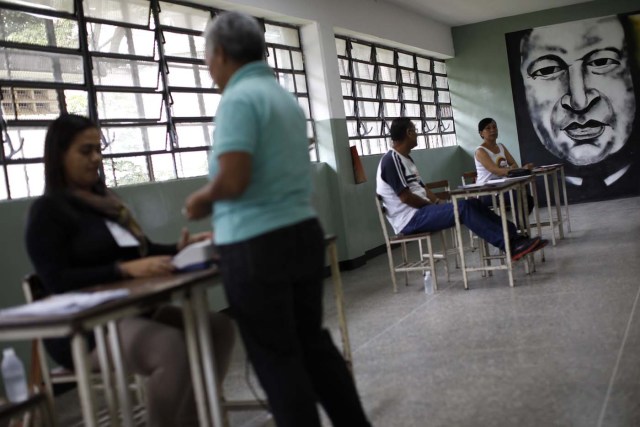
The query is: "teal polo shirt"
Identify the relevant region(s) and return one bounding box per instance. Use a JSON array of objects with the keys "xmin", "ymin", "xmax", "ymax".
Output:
[{"xmin": 209, "ymin": 61, "xmax": 316, "ymax": 245}]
